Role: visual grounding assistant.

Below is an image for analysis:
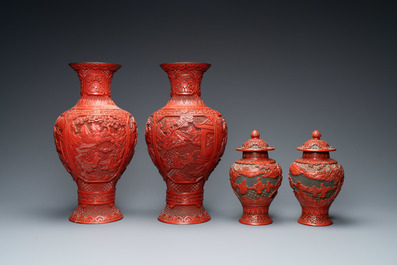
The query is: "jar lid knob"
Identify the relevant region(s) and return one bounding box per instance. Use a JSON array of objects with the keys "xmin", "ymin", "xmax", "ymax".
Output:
[
  {"xmin": 312, "ymin": 130, "xmax": 321, "ymax": 140},
  {"xmin": 251, "ymin": 130, "xmax": 260, "ymax": 139}
]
